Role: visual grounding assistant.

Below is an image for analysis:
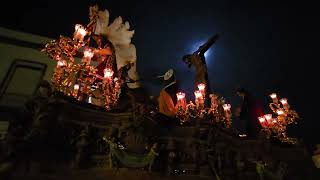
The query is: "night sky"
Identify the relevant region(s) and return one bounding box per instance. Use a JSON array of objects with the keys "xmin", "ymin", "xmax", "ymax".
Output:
[{"xmin": 1, "ymin": 0, "xmax": 319, "ymax": 149}]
